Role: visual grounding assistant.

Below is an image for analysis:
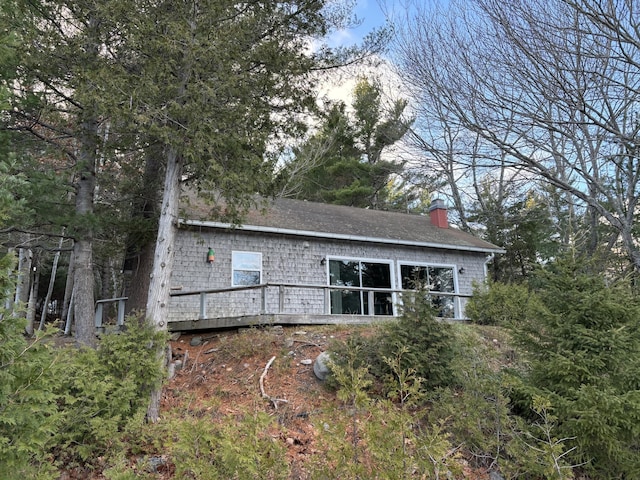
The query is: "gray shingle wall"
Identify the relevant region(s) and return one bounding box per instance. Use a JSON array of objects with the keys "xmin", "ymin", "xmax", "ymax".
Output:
[{"xmin": 167, "ymin": 228, "xmax": 490, "ymax": 322}]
